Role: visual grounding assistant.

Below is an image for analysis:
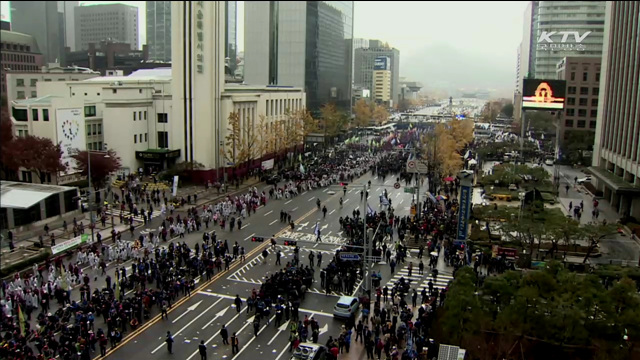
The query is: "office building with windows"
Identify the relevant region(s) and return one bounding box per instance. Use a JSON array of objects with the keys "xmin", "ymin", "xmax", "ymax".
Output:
[
  {"xmin": 10, "ymin": 1, "xmax": 62, "ymax": 64},
  {"xmin": 59, "ymin": 1, "xmax": 79, "ymax": 51},
  {"xmin": 1, "ymin": 30, "xmax": 45, "ymax": 94},
  {"xmin": 590, "ymin": 1, "xmax": 640, "ymax": 219},
  {"xmin": 533, "ymin": 1, "xmax": 605, "ymax": 80},
  {"xmin": 146, "ymin": 1, "xmax": 171, "ymax": 62},
  {"xmin": 244, "ymin": 1, "xmax": 353, "ymax": 113},
  {"xmin": 353, "ymin": 40, "xmax": 400, "ymax": 106},
  {"xmin": 74, "ymin": 3, "xmax": 139, "ymax": 51},
  {"xmin": 5, "ymin": 64, "xmax": 98, "ymax": 104},
  {"xmin": 555, "ymin": 56, "xmax": 601, "ymax": 150}
]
